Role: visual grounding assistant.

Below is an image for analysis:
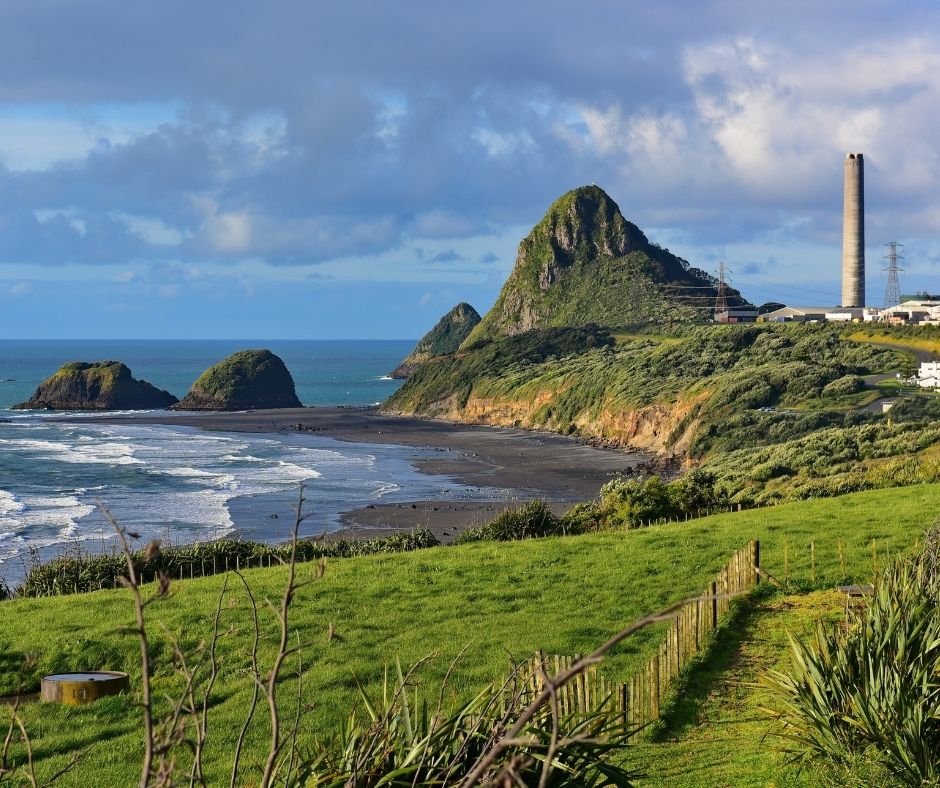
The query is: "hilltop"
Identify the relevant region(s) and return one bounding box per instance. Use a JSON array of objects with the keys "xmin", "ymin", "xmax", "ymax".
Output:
[
  {"xmin": 464, "ymin": 185, "xmax": 747, "ymax": 345},
  {"xmin": 390, "ymin": 302, "xmax": 481, "ymax": 378}
]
